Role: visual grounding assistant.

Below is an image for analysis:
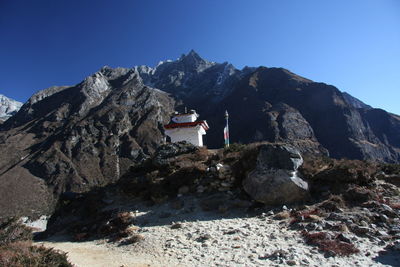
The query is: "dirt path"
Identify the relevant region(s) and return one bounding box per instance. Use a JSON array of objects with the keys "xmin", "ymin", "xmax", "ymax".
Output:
[{"xmin": 38, "ymin": 239, "xmax": 168, "ymax": 267}]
